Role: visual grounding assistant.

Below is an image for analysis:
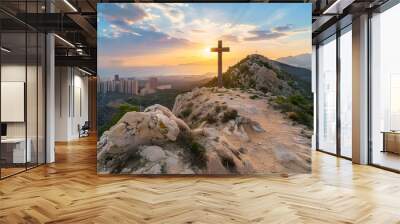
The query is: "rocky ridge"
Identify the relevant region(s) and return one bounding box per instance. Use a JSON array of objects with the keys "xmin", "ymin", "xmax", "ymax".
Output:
[
  {"xmin": 98, "ymin": 87, "xmax": 311, "ymax": 175},
  {"xmin": 207, "ymin": 54, "xmax": 312, "ymax": 98}
]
